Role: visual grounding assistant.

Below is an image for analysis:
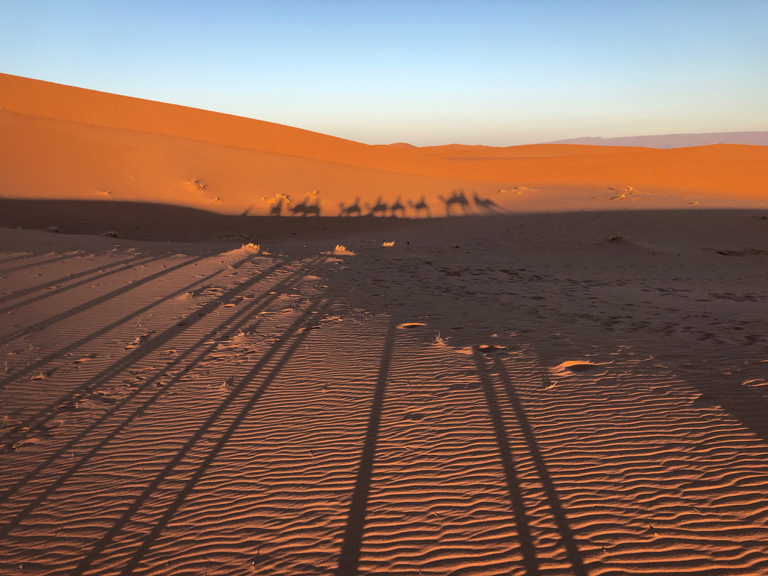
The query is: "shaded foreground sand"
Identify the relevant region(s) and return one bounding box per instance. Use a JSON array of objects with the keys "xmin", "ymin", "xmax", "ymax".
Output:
[{"xmin": 1, "ymin": 207, "xmax": 768, "ymax": 575}]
